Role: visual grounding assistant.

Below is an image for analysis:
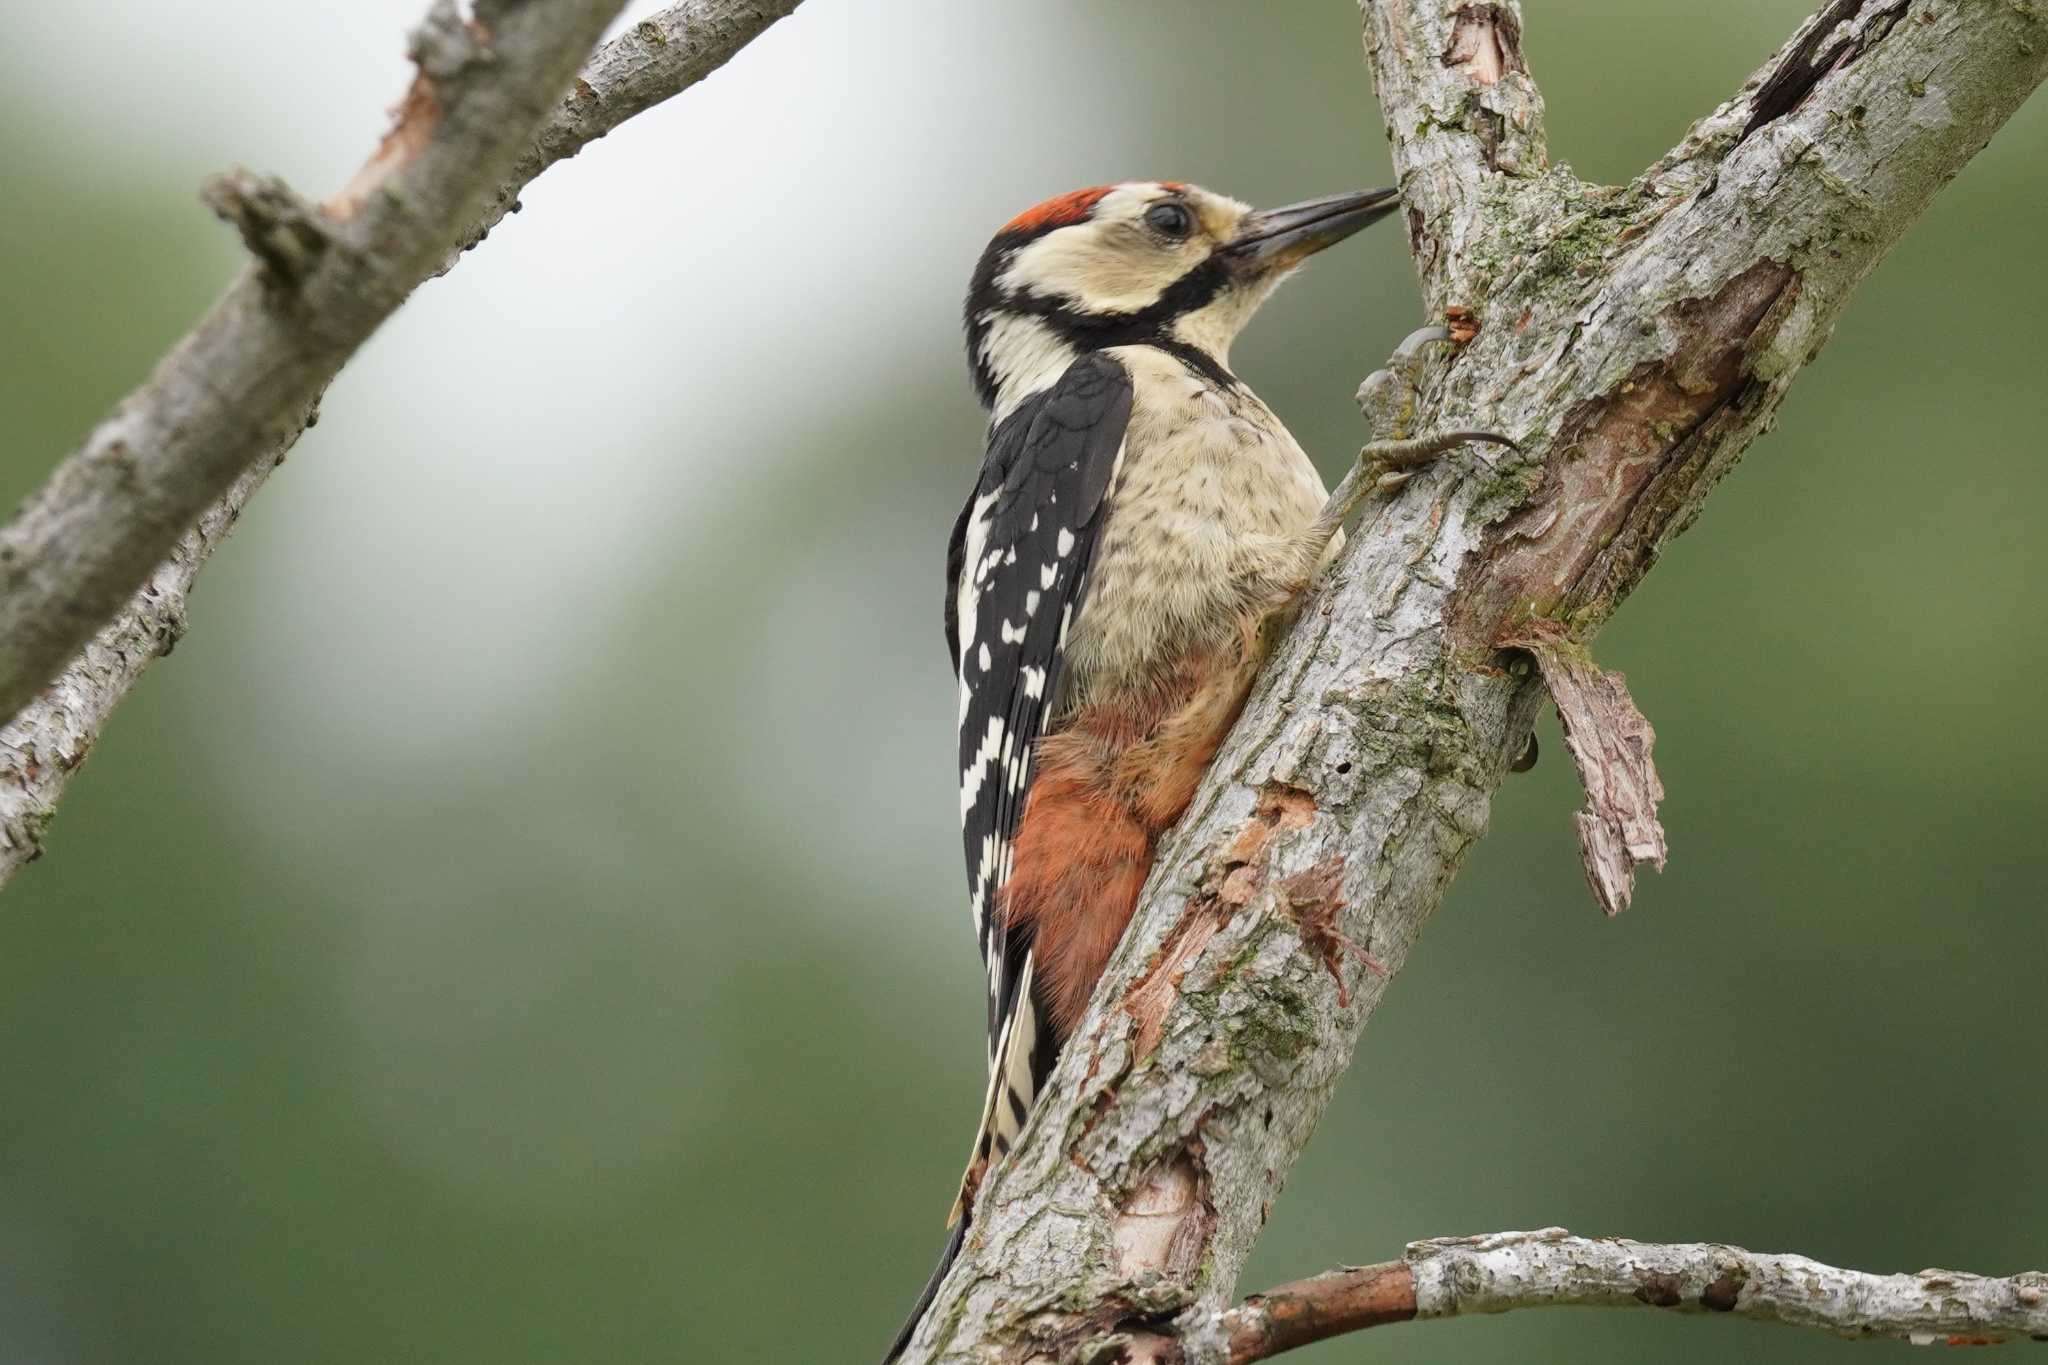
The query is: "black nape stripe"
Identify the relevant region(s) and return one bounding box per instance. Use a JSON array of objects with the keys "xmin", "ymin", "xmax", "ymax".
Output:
[
  {"xmin": 1009, "ymin": 257, "xmax": 1230, "ymax": 349},
  {"xmin": 1152, "ymin": 338, "xmax": 1238, "ymax": 391},
  {"xmin": 963, "ymin": 248, "xmax": 1241, "ymax": 408}
]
